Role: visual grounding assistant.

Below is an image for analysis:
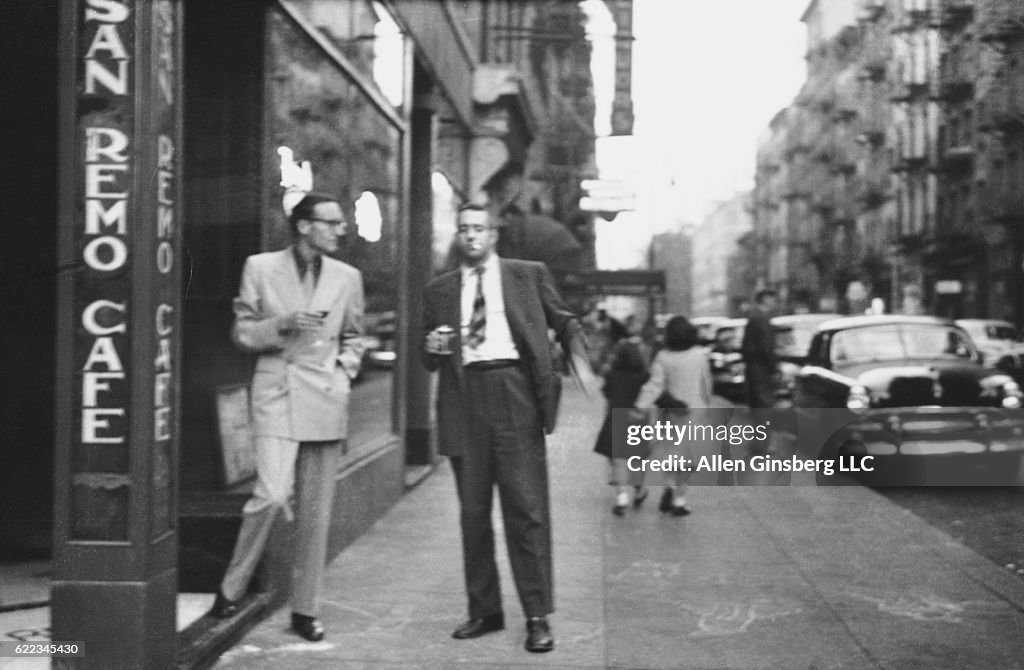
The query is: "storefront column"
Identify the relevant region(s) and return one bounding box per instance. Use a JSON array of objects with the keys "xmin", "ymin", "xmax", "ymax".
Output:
[
  {"xmin": 54, "ymin": 1, "xmax": 183, "ymax": 667},
  {"xmin": 404, "ymin": 95, "xmax": 438, "ymax": 465}
]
